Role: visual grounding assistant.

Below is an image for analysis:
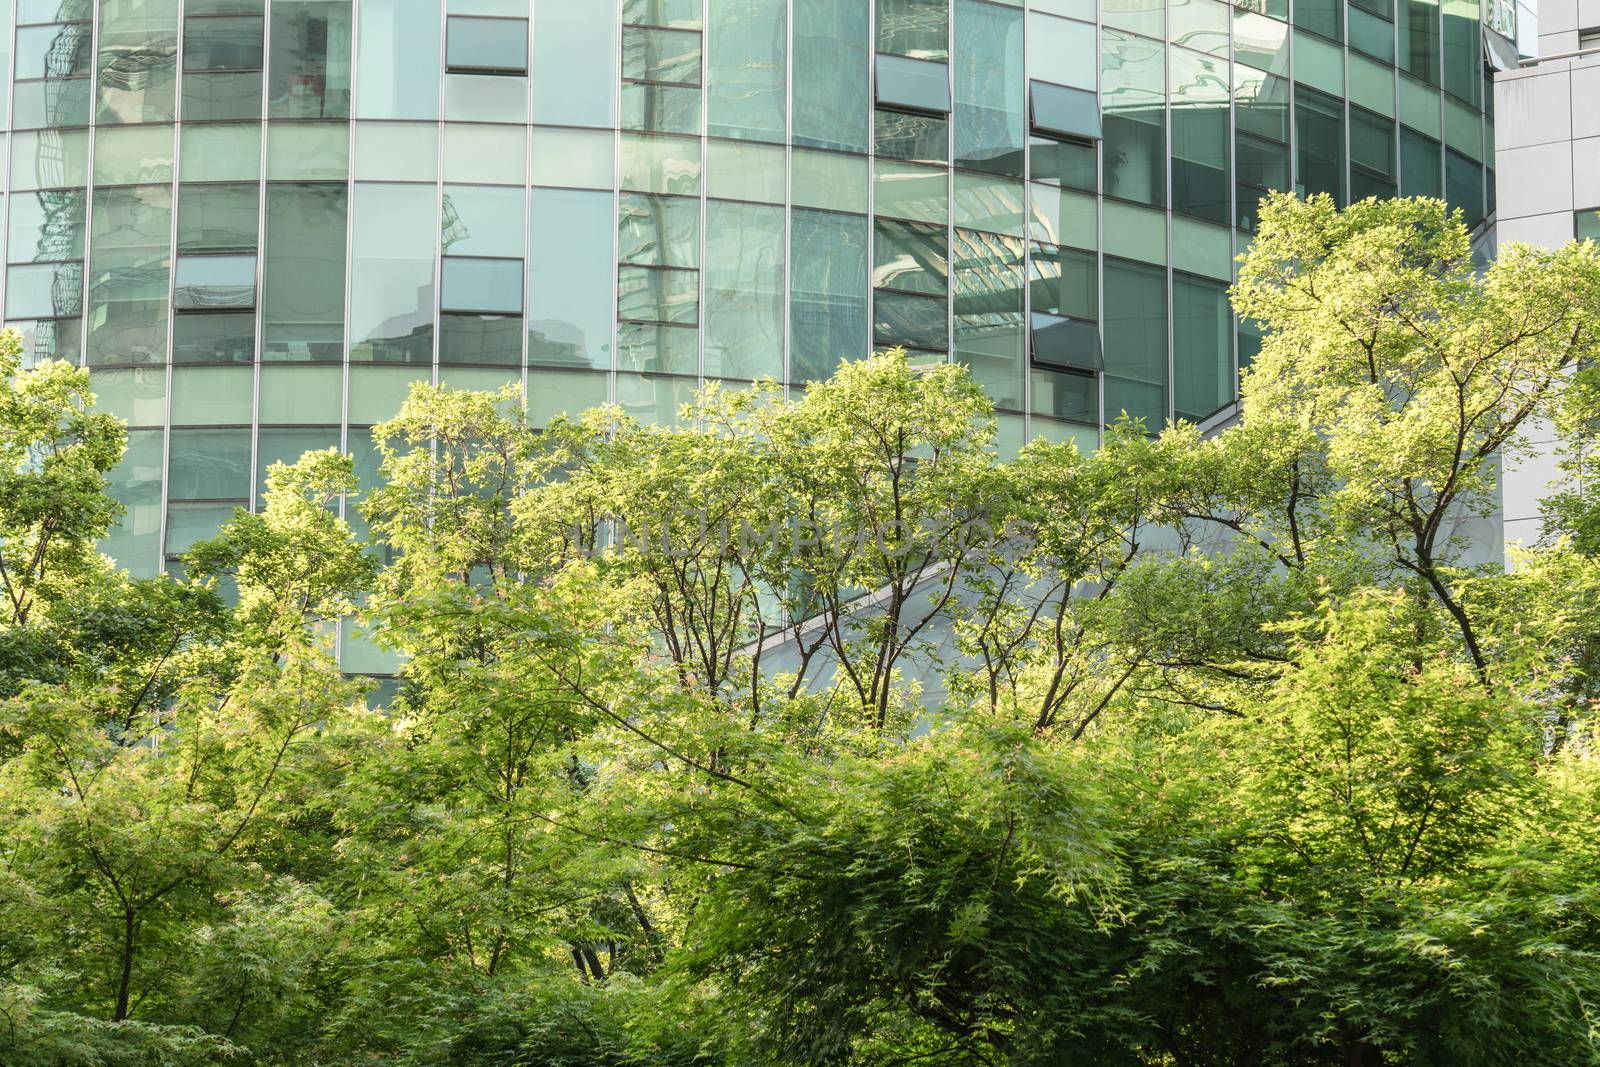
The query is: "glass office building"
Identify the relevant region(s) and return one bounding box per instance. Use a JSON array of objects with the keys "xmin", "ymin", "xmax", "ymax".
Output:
[{"xmin": 0, "ymin": 0, "xmax": 1495, "ymax": 594}]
